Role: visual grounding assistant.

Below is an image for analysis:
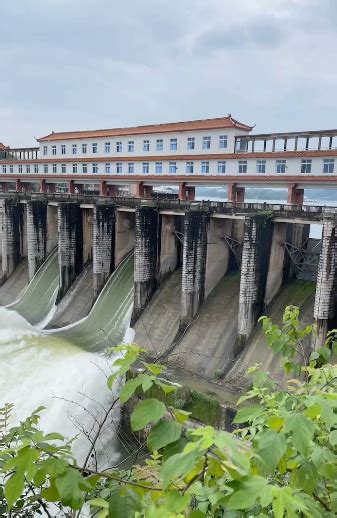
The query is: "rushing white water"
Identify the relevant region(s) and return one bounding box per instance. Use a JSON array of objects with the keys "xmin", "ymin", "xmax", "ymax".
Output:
[{"xmin": 0, "ymin": 253, "xmax": 135, "ymax": 468}]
